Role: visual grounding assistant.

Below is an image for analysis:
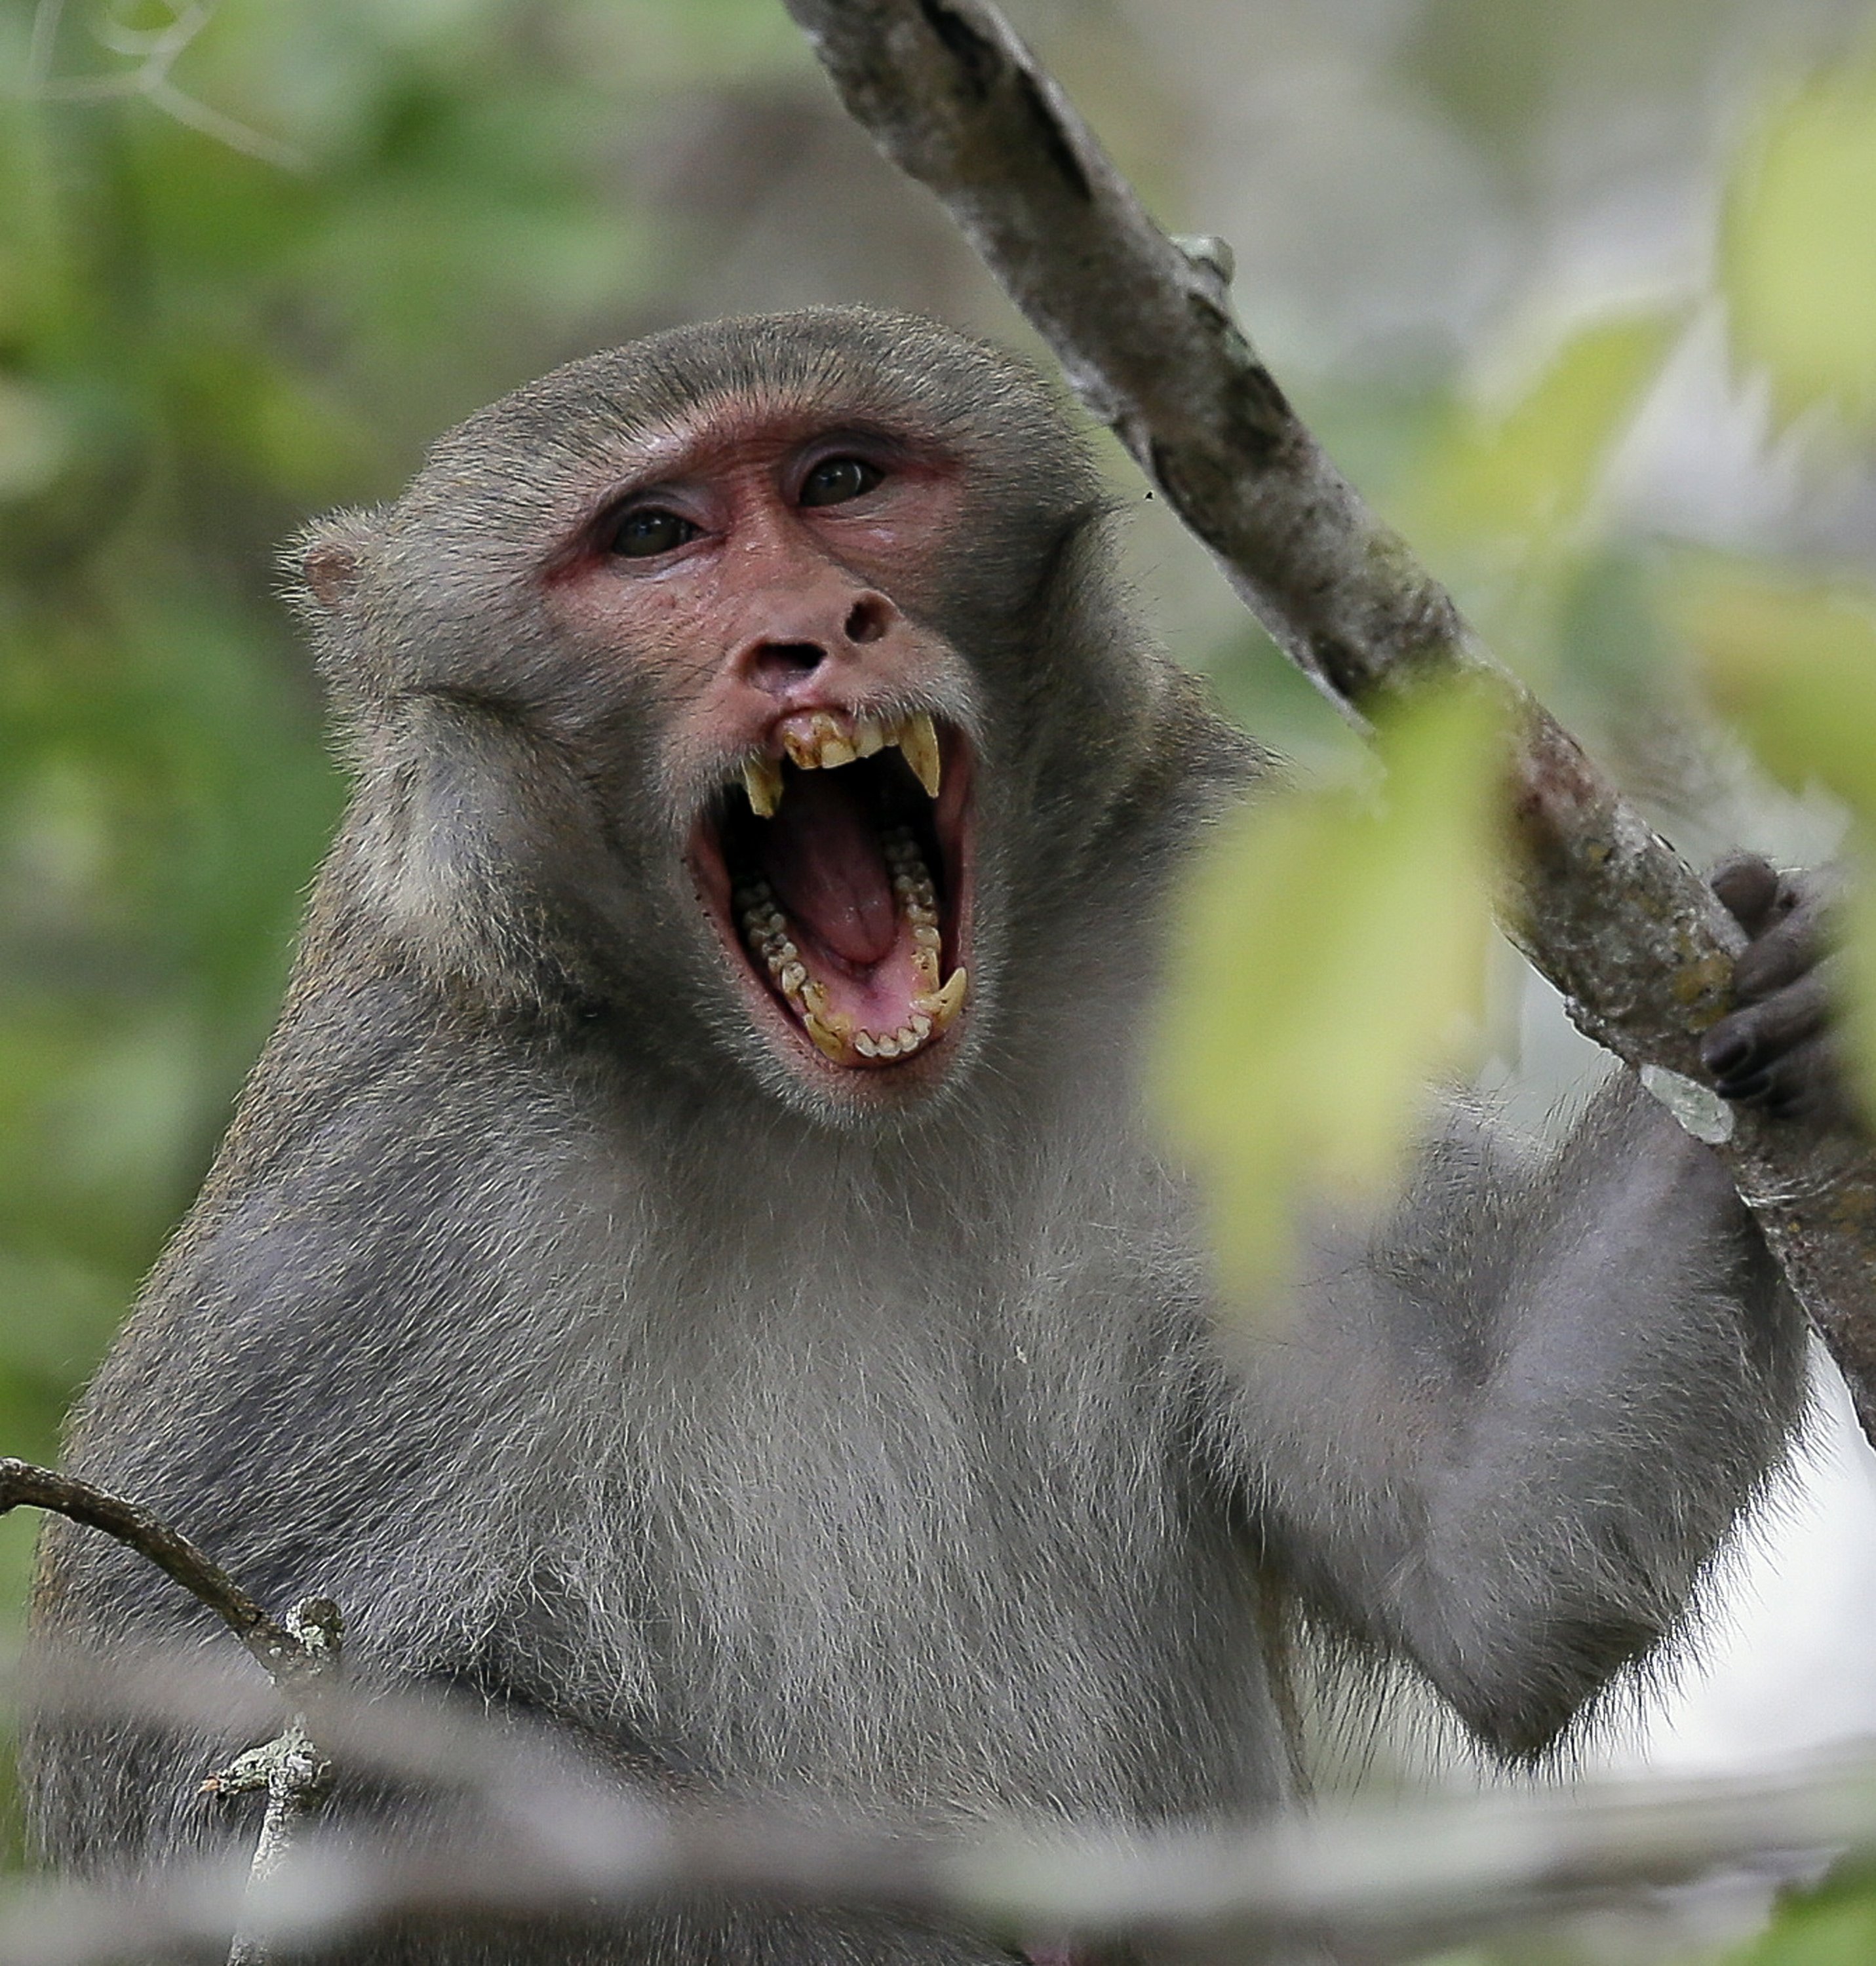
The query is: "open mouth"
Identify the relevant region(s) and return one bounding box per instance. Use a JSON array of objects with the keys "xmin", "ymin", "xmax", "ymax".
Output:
[{"xmin": 690, "ymin": 708, "xmax": 971, "ymax": 1073}]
